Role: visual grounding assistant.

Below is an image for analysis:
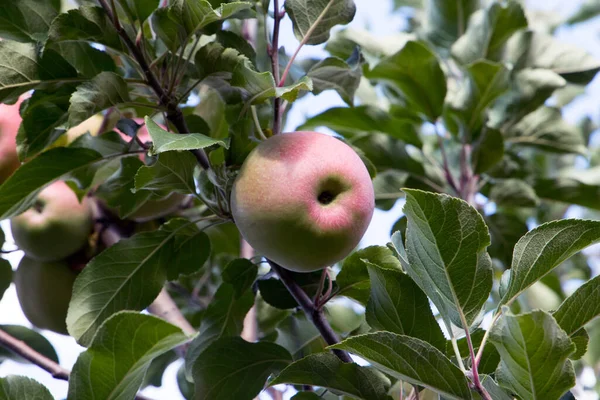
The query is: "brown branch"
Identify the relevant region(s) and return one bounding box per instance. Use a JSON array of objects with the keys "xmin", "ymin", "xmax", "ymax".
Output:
[
  {"xmin": 267, "ymin": 260, "xmax": 352, "ymax": 363},
  {"xmin": 270, "ymin": 0, "xmax": 283, "ymax": 135},
  {"xmin": 96, "ymin": 0, "xmax": 210, "ymax": 171},
  {"xmin": 0, "ymin": 328, "xmax": 153, "ymax": 400},
  {"xmin": 0, "ymin": 329, "xmax": 70, "ymax": 381},
  {"xmin": 240, "ymin": 239, "xmax": 258, "ymax": 342}
]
